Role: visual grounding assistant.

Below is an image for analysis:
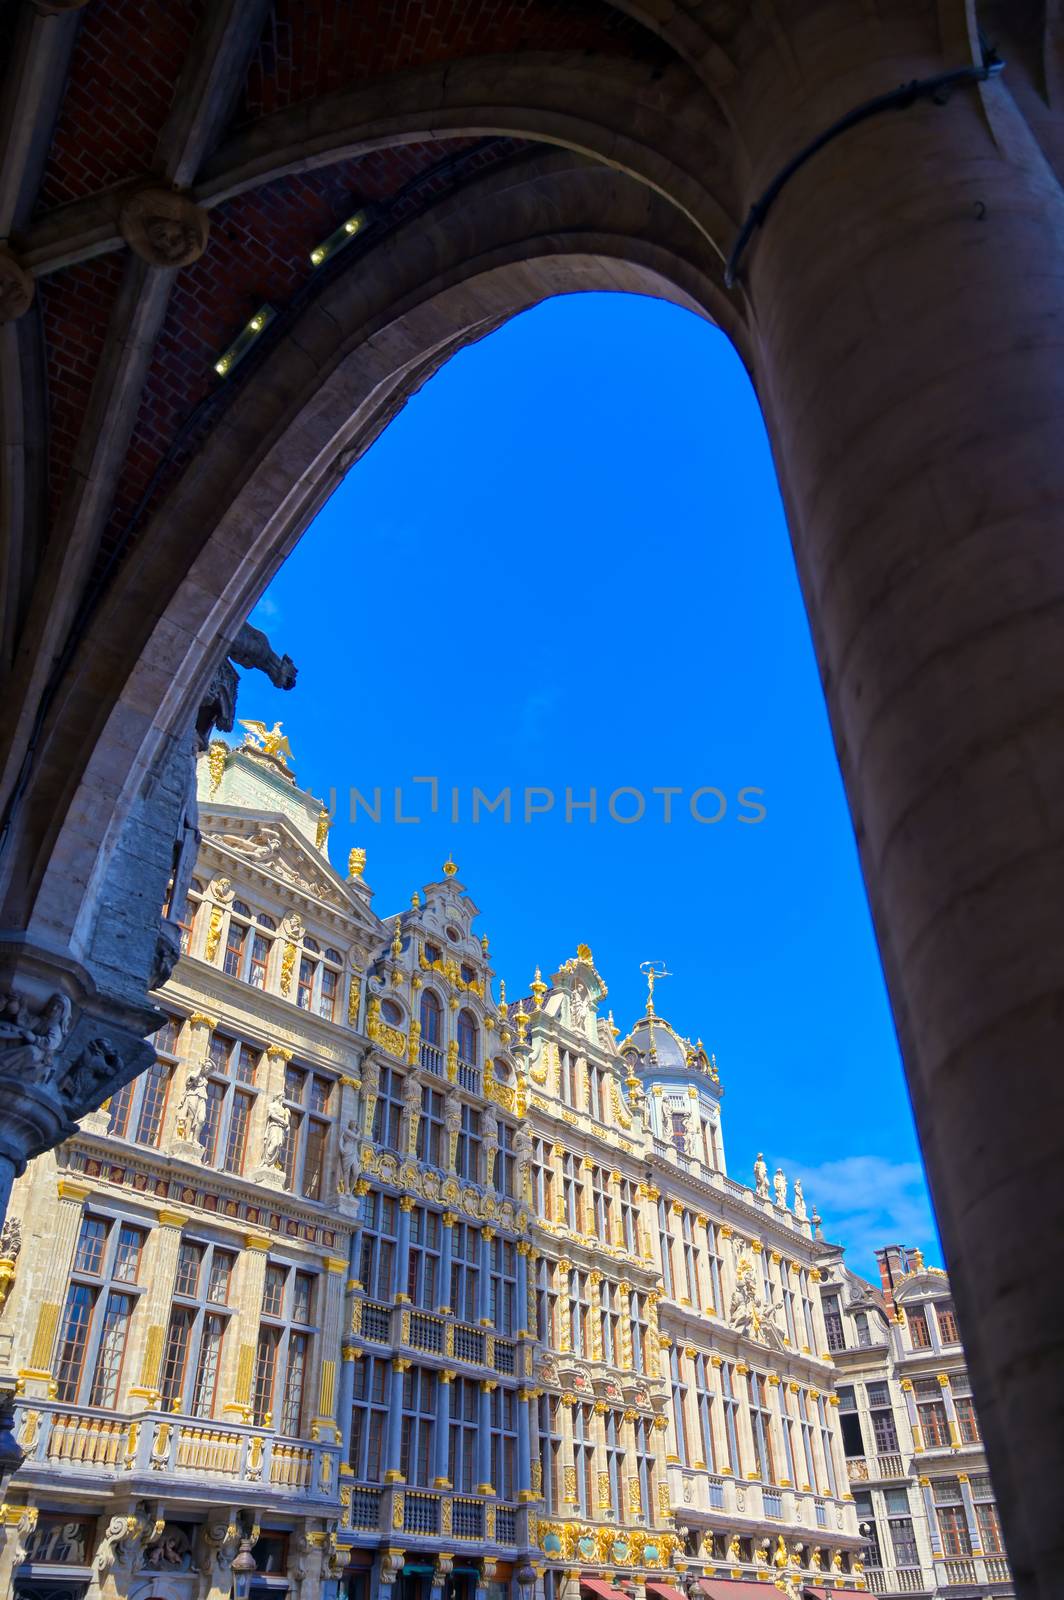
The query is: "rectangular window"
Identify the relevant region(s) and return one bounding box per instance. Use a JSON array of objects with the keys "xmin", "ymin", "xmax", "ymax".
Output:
[
  {"xmin": 359, "ymin": 1191, "xmax": 398, "ymax": 1301},
  {"xmin": 908, "ymin": 1305, "xmax": 932, "ymax": 1348},
  {"xmin": 954, "ymin": 1394, "xmax": 981, "ymax": 1445},
  {"xmin": 319, "ymin": 964, "xmax": 339, "ymax": 1021},
  {"xmin": 191, "ymin": 1312, "xmax": 226, "ymax": 1417},
  {"xmin": 135, "ymin": 1059, "xmax": 171, "ymax": 1146},
  {"xmin": 88, "ymin": 1291, "xmax": 134, "ymax": 1407},
  {"xmin": 349, "ymin": 1356, "xmax": 390, "ymax": 1481},
  {"xmin": 280, "ymin": 1330, "xmax": 309, "ymax": 1434},
  {"xmin": 55, "ymin": 1283, "xmax": 95, "ymax": 1402},
  {"xmin": 249, "ymin": 934, "xmax": 270, "ymax": 988},
  {"xmin": 936, "ymin": 1302, "xmax": 960, "ymax": 1344},
  {"xmin": 823, "ymin": 1294, "xmax": 845, "ymax": 1352},
  {"xmin": 253, "ymin": 1325, "xmax": 280, "ymax": 1426},
  {"xmin": 937, "ymin": 1504, "xmax": 971, "ymax": 1557},
  {"xmin": 160, "ymin": 1307, "xmax": 194, "ymax": 1410},
  {"xmin": 223, "ymin": 1090, "xmax": 254, "ymax": 1174}
]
